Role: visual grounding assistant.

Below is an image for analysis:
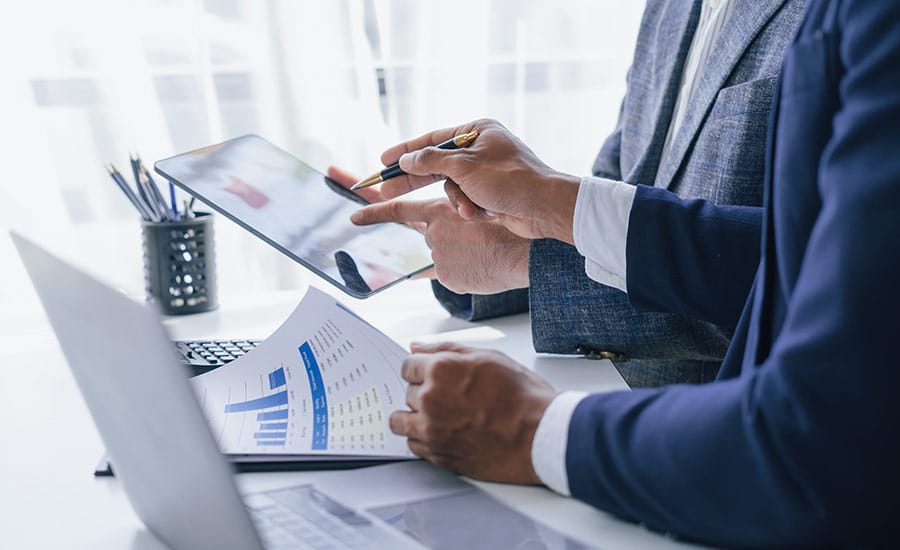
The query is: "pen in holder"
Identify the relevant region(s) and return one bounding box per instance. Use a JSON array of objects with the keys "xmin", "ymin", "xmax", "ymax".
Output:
[
  {"xmin": 105, "ymin": 153, "xmax": 217, "ymax": 314},
  {"xmin": 142, "ymin": 212, "xmax": 218, "ymax": 315}
]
